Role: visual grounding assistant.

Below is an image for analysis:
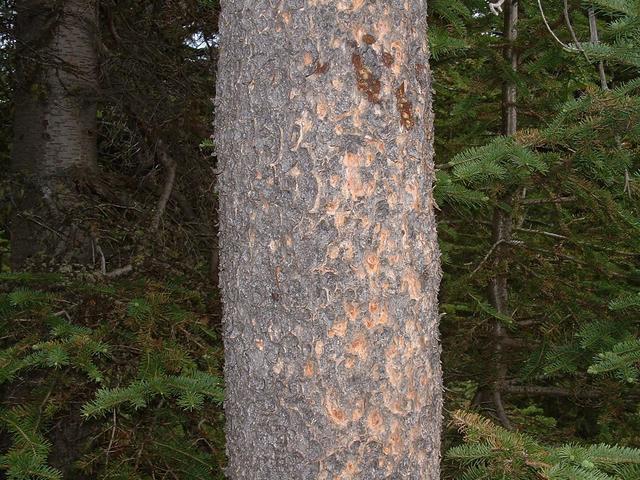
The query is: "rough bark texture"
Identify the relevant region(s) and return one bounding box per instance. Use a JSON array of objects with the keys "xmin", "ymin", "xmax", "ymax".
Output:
[
  {"xmin": 10, "ymin": 0, "xmax": 98, "ymax": 269},
  {"xmin": 215, "ymin": 1, "xmax": 442, "ymax": 478}
]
